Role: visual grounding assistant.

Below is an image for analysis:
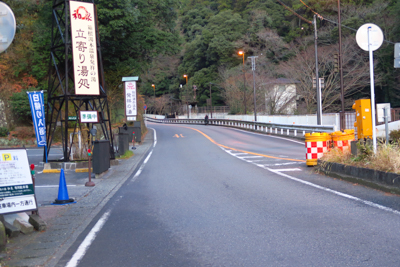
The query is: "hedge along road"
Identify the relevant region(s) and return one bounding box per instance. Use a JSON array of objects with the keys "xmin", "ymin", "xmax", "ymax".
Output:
[{"xmin": 60, "ymin": 122, "xmax": 400, "ymax": 267}]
